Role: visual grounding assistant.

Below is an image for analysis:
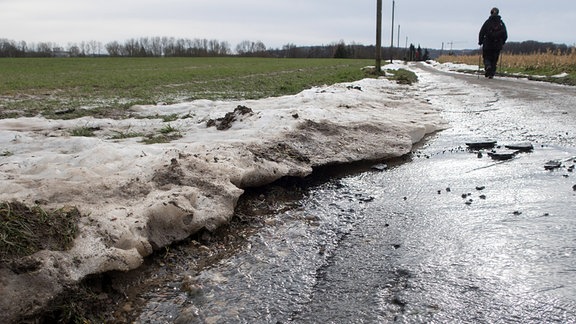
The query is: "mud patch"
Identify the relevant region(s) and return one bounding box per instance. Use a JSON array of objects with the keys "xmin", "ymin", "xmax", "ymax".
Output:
[
  {"xmin": 249, "ymin": 142, "xmax": 311, "ymax": 164},
  {"xmin": 152, "ymin": 158, "xmax": 185, "ymax": 187},
  {"xmin": 297, "ymin": 119, "xmax": 342, "ymax": 136},
  {"xmin": 206, "ymin": 105, "xmax": 255, "ymax": 130}
]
